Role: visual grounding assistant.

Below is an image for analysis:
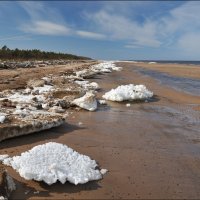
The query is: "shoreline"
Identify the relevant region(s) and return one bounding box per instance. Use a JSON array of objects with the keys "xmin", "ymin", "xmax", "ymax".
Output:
[{"xmin": 0, "ymin": 61, "xmax": 200, "ymax": 199}]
